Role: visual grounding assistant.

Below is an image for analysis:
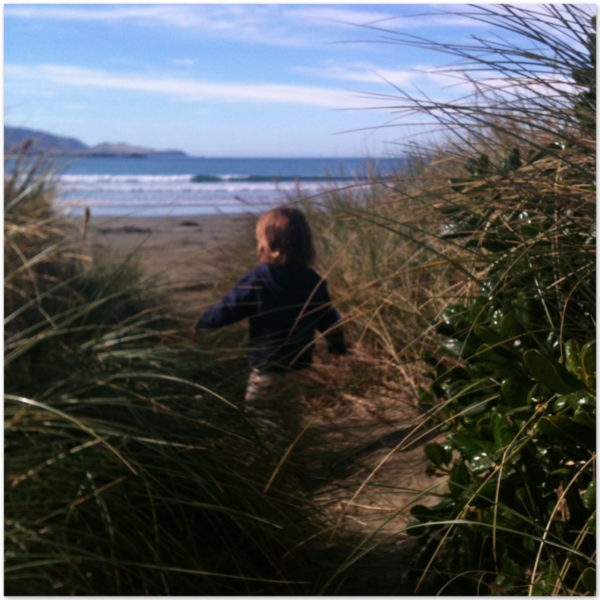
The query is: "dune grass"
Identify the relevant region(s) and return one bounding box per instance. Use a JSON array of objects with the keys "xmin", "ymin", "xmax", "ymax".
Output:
[{"xmin": 4, "ymin": 147, "xmax": 342, "ymax": 595}]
